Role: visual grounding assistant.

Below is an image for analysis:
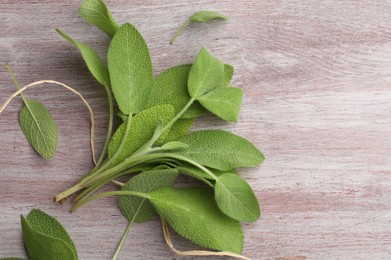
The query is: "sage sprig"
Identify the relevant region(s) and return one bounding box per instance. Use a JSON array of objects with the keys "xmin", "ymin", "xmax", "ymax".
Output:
[{"xmin": 1, "ymin": 0, "xmax": 264, "ymax": 258}]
